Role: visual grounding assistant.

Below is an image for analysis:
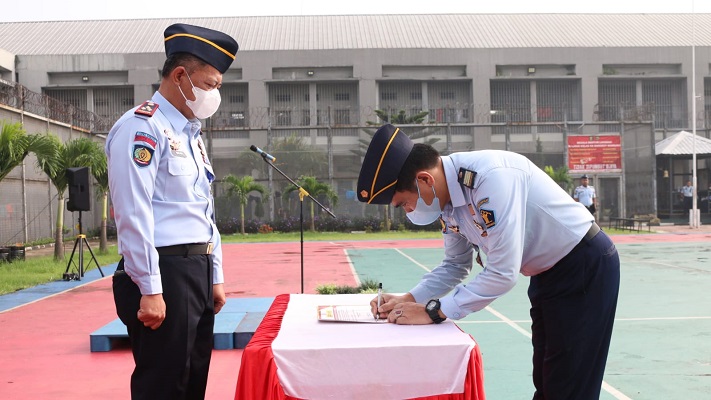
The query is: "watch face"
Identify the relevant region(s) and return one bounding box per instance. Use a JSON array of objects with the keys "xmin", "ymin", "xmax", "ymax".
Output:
[{"xmin": 427, "ymin": 300, "xmax": 437, "ymax": 311}]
